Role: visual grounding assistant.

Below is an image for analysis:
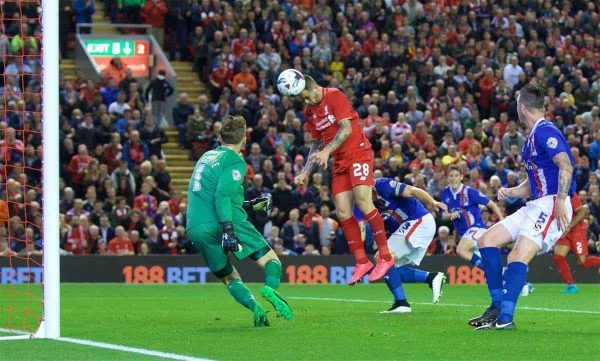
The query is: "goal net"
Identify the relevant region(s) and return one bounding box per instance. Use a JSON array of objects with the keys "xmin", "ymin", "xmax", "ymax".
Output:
[{"xmin": 0, "ymin": 0, "xmax": 60, "ymax": 339}]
